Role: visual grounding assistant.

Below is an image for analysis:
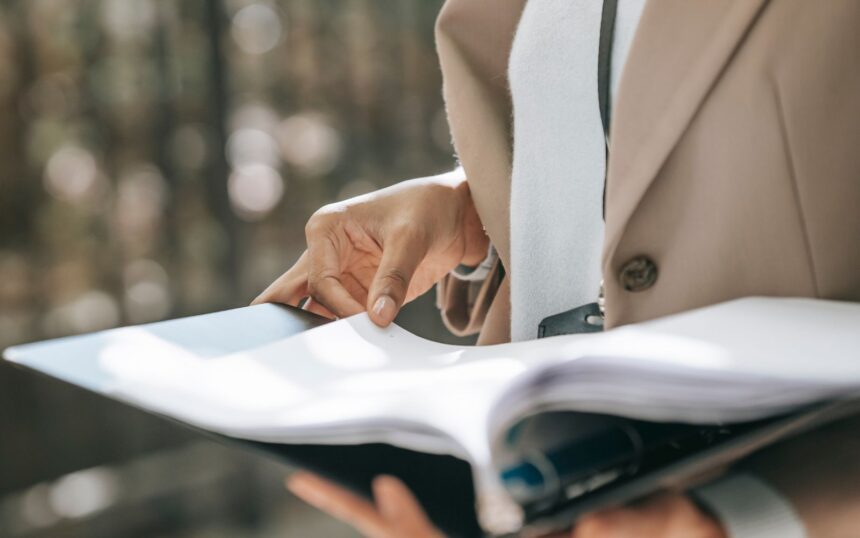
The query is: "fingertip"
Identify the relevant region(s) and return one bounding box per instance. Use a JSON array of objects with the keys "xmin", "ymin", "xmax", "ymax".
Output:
[
  {"xmin": 372, "ymin": 474, "xmax": 401, "ymax": 493},
  {"xmin": 372, "ymin": 475, "xmax": 404, "ymax": 517},
  {"xmin": 286, "ymin": 470, "xmax": 304, "ymax": 483},
  {"xmin": 285, "ymin": 471, "xmax": 310, "ymax": 489},
  {"xmin": 286, "ymin": 472, "xmax": 323, "ymax": 506},
  {"xmin": 370, "ymin": 295, "xmax": 397, "ymax": 326}
]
